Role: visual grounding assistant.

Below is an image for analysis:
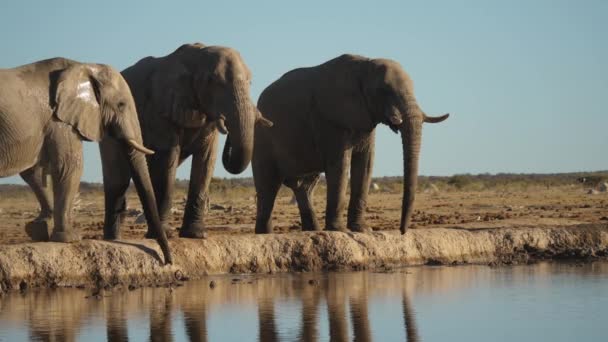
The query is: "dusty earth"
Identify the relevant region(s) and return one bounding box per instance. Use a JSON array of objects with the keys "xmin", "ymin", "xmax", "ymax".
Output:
[
  {"xmin": 0, "ymin": 184, "xmax": 606, "ymax": 243},
  {"xmin": 0, "ymin": 184, "xmax": 607, "ymax": 293}
]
